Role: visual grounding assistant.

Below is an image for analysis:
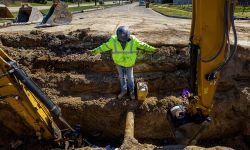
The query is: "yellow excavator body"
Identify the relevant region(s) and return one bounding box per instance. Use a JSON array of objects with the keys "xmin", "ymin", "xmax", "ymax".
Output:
[
  {"xmin": 0, "ymin": 46, "xmax": 83, "ymax": 148},
  {"xmin": 0, "ymin": 48, "xmax": 61, "ymax": 140},
  {"xmin": 189, "ymin": 0, "xmax": 233, "ymax": 116},
  {"xmin": 136, "ymin": 82, "xmax": 148, "ymax": 101},
  {"xmin": 0, "ymin": 44, "xmax": 84, "ymax": 149},
  {"xmin": 168, "ymin": 0, "xmax": 237, "ymax": 145}
]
